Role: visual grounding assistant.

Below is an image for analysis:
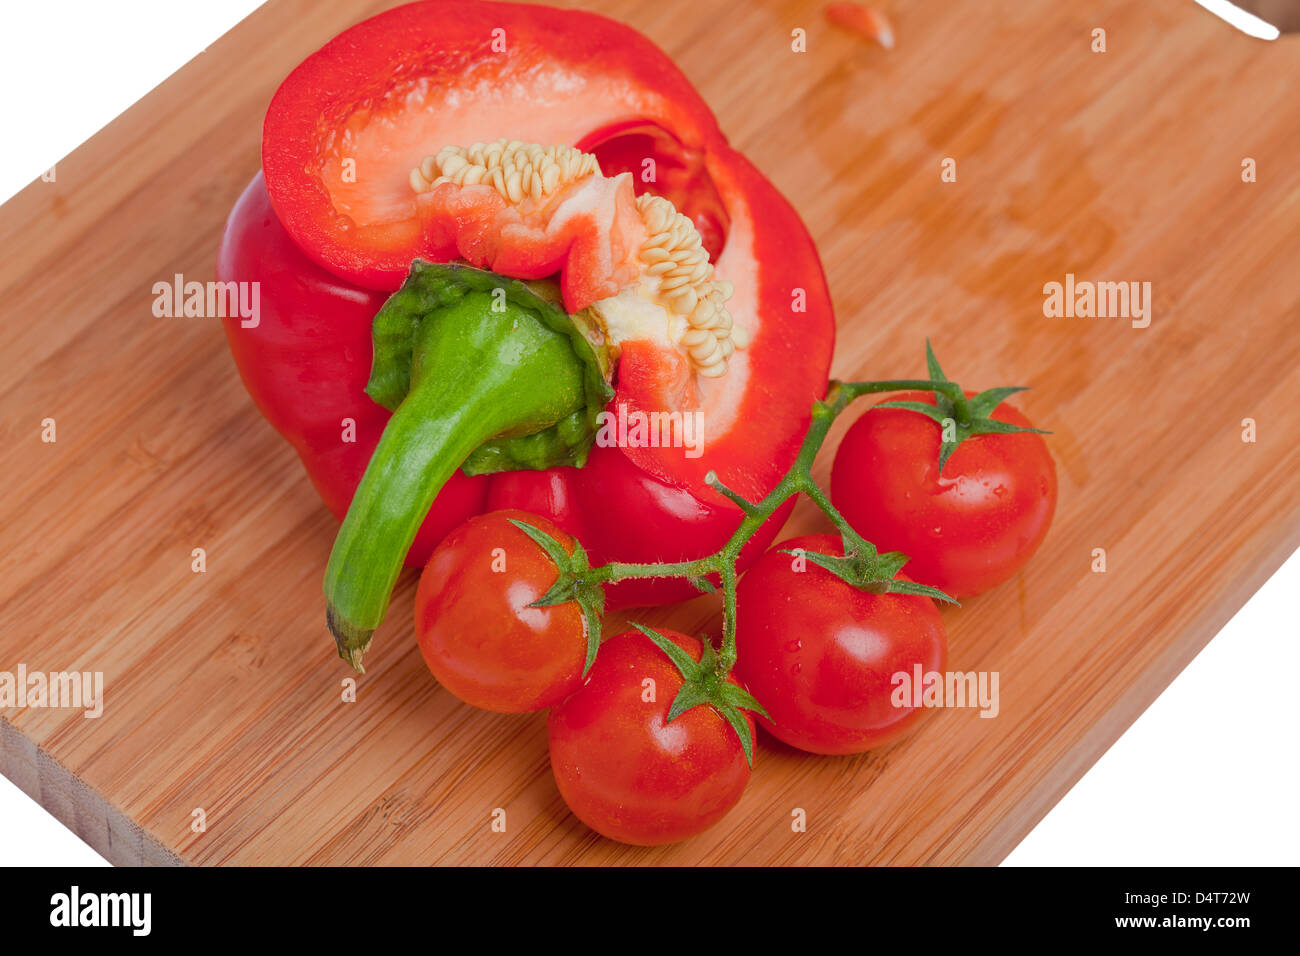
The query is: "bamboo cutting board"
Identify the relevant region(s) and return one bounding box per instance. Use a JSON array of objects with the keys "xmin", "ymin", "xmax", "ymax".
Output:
[{"xmin": 2, "ymin": 0, "xmax": 1298, "ymax": 866}]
